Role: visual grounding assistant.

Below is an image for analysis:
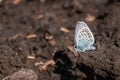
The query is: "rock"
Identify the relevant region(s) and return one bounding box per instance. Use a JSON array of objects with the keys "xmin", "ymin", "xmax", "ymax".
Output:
[{"xmin": 2, "ymin": 68, "xmax": 38, "ymax": 80}]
